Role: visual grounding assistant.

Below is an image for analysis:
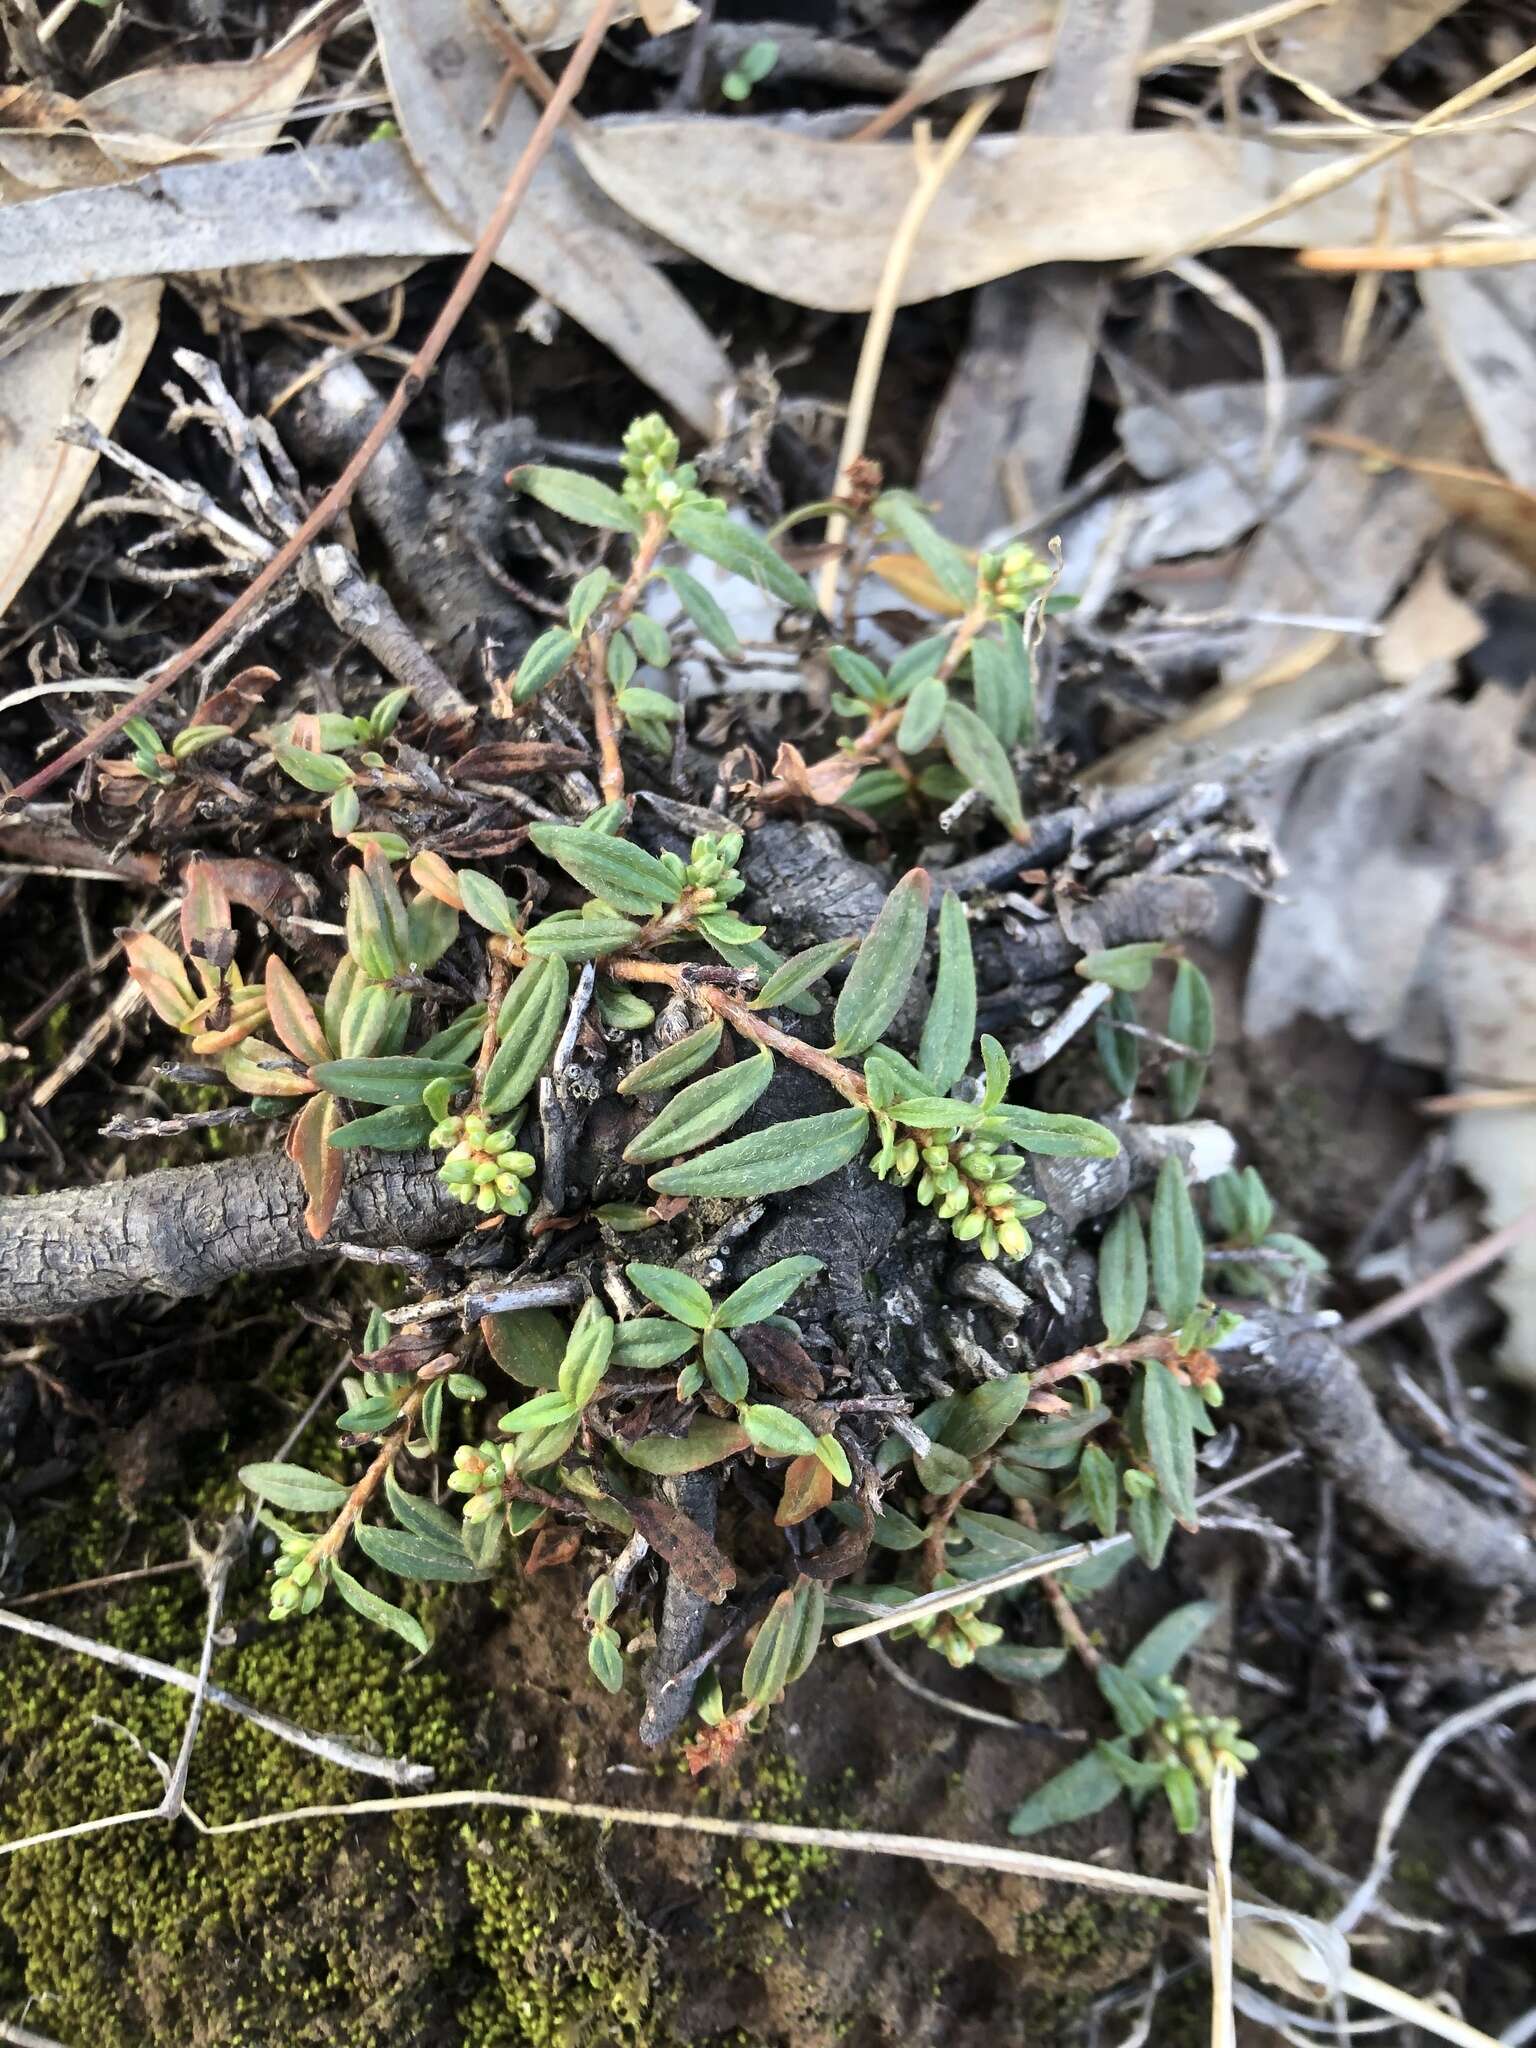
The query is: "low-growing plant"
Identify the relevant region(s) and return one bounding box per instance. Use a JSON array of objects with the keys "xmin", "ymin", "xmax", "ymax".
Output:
[{"xmin": 113, "ymin": 411, "xmax": 1315, "ymax": 1835}]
